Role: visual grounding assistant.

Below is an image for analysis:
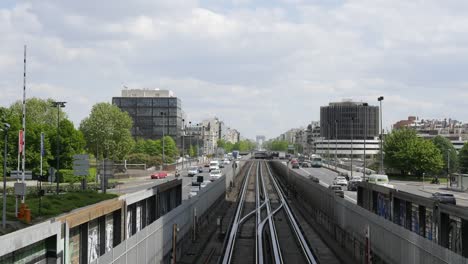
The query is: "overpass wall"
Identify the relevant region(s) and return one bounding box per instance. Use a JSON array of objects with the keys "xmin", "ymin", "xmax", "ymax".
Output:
[
  {"xmin": 96, "ymin": 175, "xmax": 226, "ymax": 263},
  {"xmin": 269, "ymin": 161, "xmax": 468, "ymax": 264}
]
